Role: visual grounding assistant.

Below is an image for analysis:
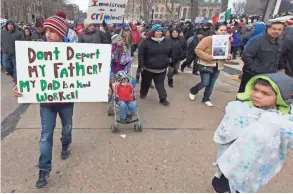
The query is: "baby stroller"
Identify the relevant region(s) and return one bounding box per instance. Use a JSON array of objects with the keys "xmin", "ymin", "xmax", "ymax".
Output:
[{"xmin": 108, "ymin": 71, "xmax": 143, "ymax": 133}]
